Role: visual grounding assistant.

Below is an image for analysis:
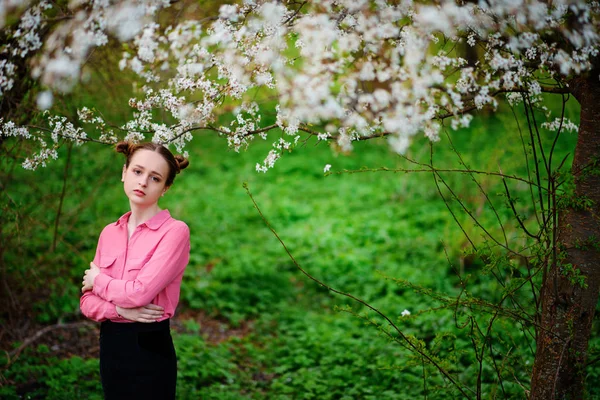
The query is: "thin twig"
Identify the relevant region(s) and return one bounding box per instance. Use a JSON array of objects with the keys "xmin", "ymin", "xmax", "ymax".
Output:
[
  {"xmin": 52, "ymin": 142, "xmax": 72, "ymax": 252},
  {"xmin": 25, "ymin": 125, "xmax": 112, "ymax": 145},
  {"xmin": 434, "ymin": 165, "xmax": 518, "ymax": 255},
  {"xmin": 511, "ymin": 104, "xmax": 541, "ymax": 227},
  {"xmin": 521, "ymin": 94, "xmax": 547, "ymax": 234},
  {"xmin": 546, "ymin": 94, "xmax": 568, "ymax": 206},
  {"xmin": 335, "ymin": 165, "xmax": 545, "ymax": 191},
  {"xmin": 426, "ymin": 143, "xmax": 478, "ymax": 250},
  {"xmin": 501, "ymin": 177, "xmax": 539, "ymax": 239},
  {"xmin": 488, "ymin": 327, "xmax": 508, "ymax": 398},
  {"xmin": 526, "ymin": 95, "xmax": 550, "ymax": 178},
  {"xmin": 444, "ymin": 129, "xmax": 509, "ymax": 249},
  {"xmin": 436, "ymin": 87, "xmax": 570, "ymax": 120}
]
